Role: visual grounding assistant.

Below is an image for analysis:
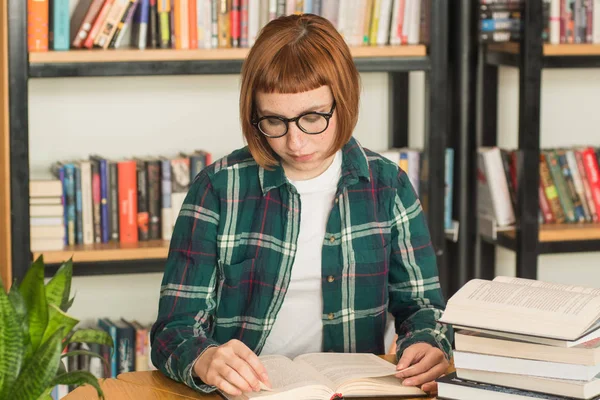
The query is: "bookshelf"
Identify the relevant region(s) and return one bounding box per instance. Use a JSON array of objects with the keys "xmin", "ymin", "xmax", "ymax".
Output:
[
  {"xmin": 6, "ymin": 1, "xmax": 453, "ymax": 296},
  {"xmin": 0, "ymin": 0, "xmax": 10, "ymax": 288},
  {"xmin": 475, "ymin": 0, "xmax": 600, "ymax": 280}
]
